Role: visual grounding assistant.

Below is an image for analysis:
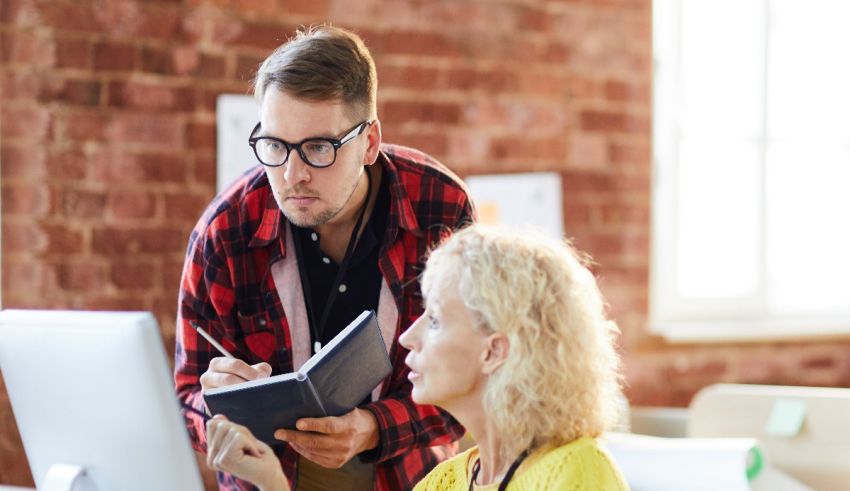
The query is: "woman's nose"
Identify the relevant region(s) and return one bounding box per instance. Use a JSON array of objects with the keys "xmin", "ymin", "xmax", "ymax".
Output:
[{"xmin": 400, "ymin": 315, "xmax": 424, "ymax": 350}]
